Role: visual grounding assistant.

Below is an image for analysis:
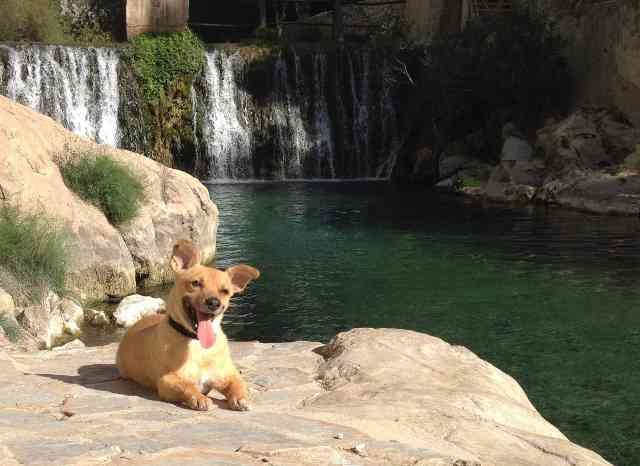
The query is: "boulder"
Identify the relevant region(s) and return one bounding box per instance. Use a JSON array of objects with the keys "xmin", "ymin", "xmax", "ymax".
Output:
[
  {"xmin": 0, "ymin": 328, "xmax": 610, "ymax": 465},
  {"xmin": 0, "ymin": 96, "xmax": 218, "ymax": 303},
  {"xmin": 16, "ymin": 291, "xmax": 85, "ymax": 349},
  {"xmin": 85, "ymin": 308, "xmax": 111, "ymax": 327},
  {"xmin": 0, "ymin": 288, "xmax": 15, "ymax": 318},
  {"xmin": 537, "ymin": 108, "xmax": 640, "ymax": 171},
  {"xmin": 501, "ymin": 136, "xmax": 534, "ymax": 162},
  {"xmin": 537, "ymin": 169, "xmax": 640, "ymax": 215},
  {"xmin": 114, "ymin": 295, "xmax": 165, "ymax": 328},
  {"xmin": 484, "ymin": 161, "xmax": 544, "ymax": 204}
]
